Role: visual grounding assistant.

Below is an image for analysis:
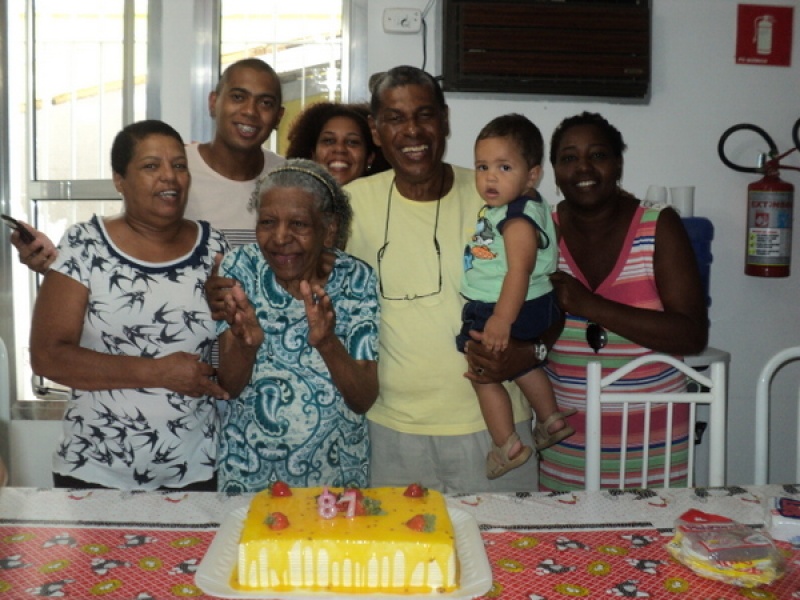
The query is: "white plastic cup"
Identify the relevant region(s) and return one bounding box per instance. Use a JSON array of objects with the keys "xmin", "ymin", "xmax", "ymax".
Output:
[
  {"xmin": 670, "ymin": 186, "xmax": 695, "ymax": 217},
  {"xmin": 644, "ymin": 185, "xmax": 668, "ymax": 206}
]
